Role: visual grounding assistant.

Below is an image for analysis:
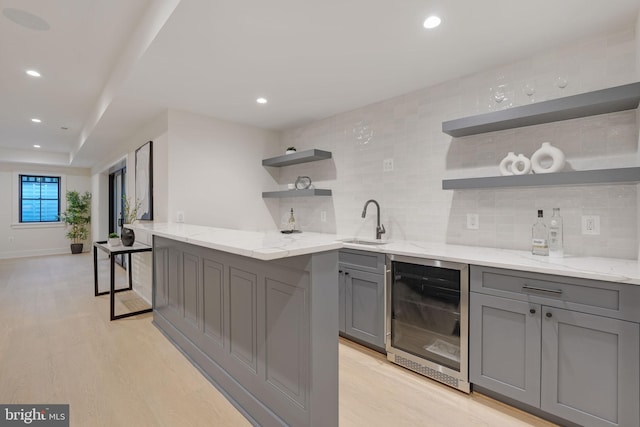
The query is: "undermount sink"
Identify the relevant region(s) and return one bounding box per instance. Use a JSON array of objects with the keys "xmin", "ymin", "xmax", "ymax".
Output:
[{"xmin": 340, "ymin": 238, "xmax": 387, "ymax": 246}]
